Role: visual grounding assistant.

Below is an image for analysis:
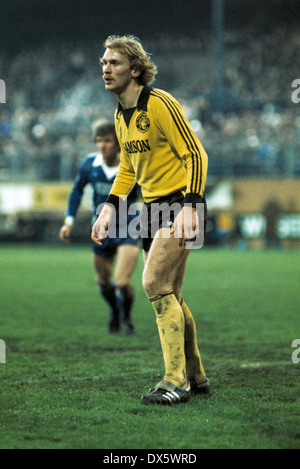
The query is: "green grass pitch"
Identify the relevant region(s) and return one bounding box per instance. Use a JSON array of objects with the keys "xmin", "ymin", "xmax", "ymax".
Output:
[{"xmin": 0, "ymin": 244, "xmax": 299, "ymax": 449}]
